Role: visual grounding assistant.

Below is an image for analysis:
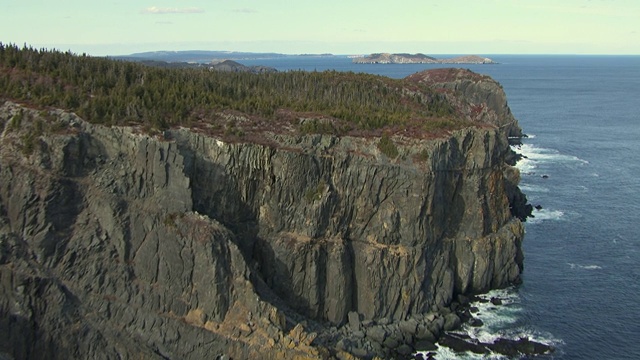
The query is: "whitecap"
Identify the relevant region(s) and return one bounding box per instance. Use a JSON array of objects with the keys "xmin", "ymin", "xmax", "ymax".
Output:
[
  {"xmin": 568, "ymin": 263, "xmax": 602, "ymax": 270},
  {"xmin": 582, "ymin": 265, "xmax": 602, "ymax": 270},
  {"xmin": 514, "ymin": 158, "xmax": 537, "ymax": 174},
  {"xmin": 518, "ymin": 144, "xmax": 587, "ymax": 163},
  {"xmin": 511, "ymin": 144, "xmax": 589, "ymax": 176},
  {"xmin": 420, "ymin": 345, "xmax": 508, "ymax": 360},
  {"xmin": 527, "ymin": 209, "xmax": 564, "ymax": 224},
  {"xmin": 519, "ymin": 184, "xmax": 549, "ymax": 193}
]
